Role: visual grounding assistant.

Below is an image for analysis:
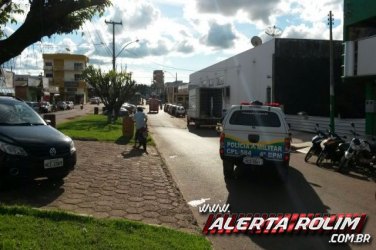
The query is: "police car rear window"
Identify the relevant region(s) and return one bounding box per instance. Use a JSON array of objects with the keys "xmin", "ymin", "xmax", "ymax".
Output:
[{"xmin": 229, "ymin": 110, "xmax": 281, "ymax": 127}]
